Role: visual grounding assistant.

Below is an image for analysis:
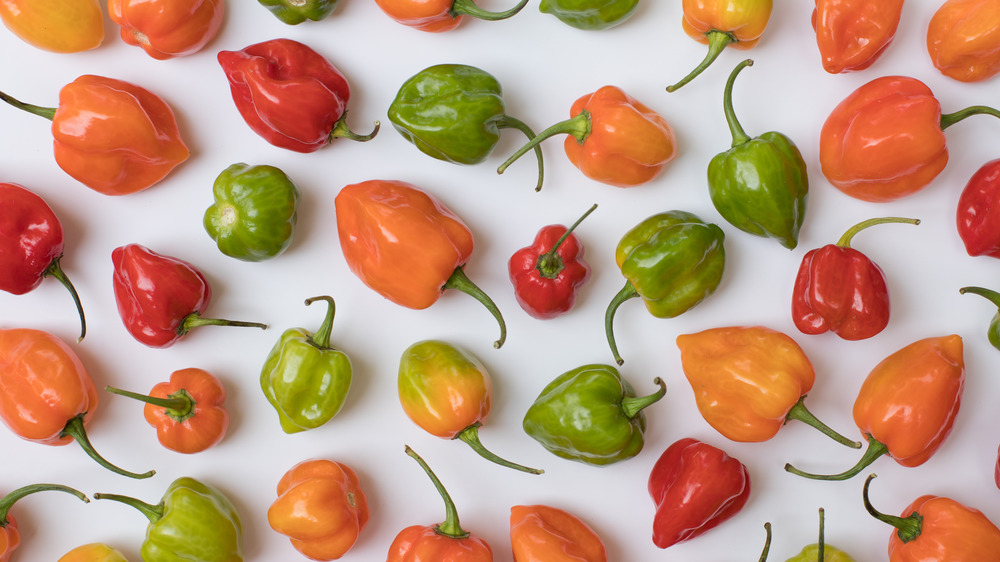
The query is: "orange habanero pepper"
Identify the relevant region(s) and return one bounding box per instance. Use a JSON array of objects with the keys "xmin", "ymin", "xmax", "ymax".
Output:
[
  {"xmin": 812, "ymin": 0, "xmax": 904, "ymax": 73},
  {"xmin": 374, "ymin": 0, "xmax": 528, "ymax": 32},
  {"xmin": 57, "ymin": 543, "xmax": 129, "ymax": 562},
  {"xmin": 786, "ymin": 335, "xmax": 964, "ymax": 482},
  {"xmin": 1, "ymin": 484, "xmax": 90, "ymax": 562},
  {"xmin": 510, "ymin": 505, "xmax": 607, "ymax": 562},
  {"xmin": 0, "ymin": 0, "xmax": 103, "ymax": 53},
  {"xmin": 927, "ymin": 0, "xmax": 1000, "ymax": 83},
  {"xmin": 109, "ymin": 0, "xmax": 225, "ymax": 60},
  {"xmin": 268, "ymin": 459, "xmax": 370, "ymax": 561}
]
